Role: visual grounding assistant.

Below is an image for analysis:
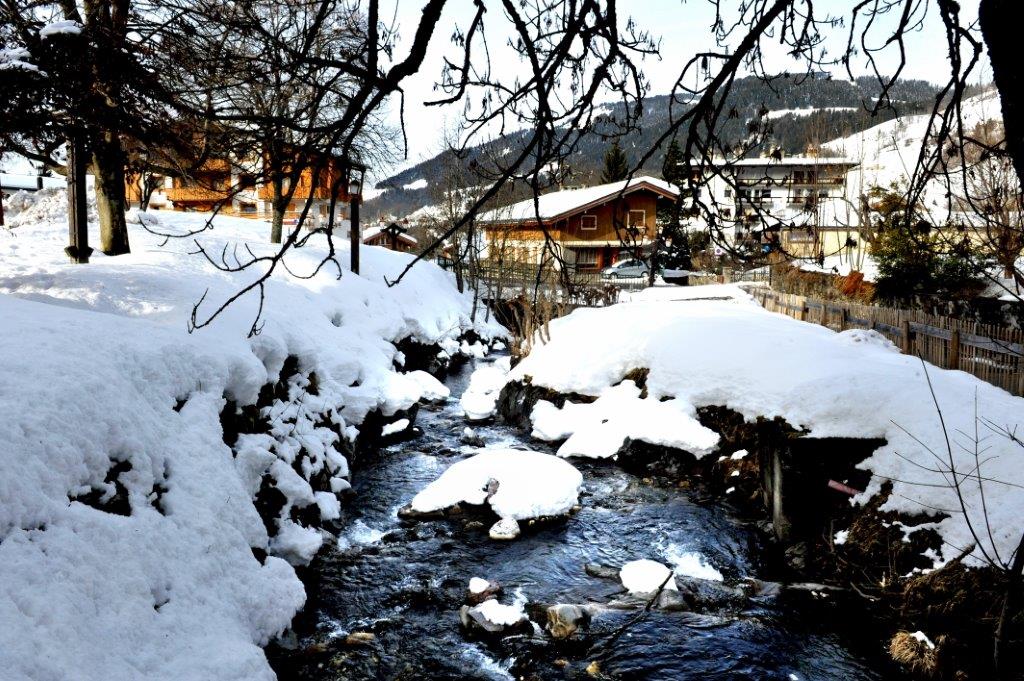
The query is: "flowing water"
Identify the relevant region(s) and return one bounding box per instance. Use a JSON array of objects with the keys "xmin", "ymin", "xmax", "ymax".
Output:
[{"xmin": 277, "ymin": 354, "xmax": 902, "ymax": 681}]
